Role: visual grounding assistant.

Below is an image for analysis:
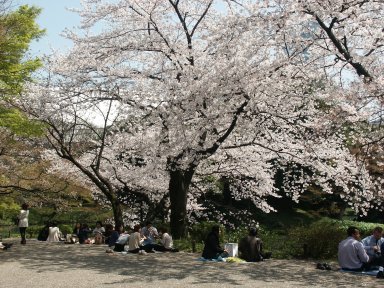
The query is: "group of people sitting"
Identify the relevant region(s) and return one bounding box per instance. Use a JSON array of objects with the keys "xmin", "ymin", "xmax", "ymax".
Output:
[
  {"xmin": 36, "ymin": 220, "xmax": 267, "ymax": 262},
  {"xmin": 201, "ymin": 225, "xmax": 271, "ymax": 262},
  {"xmin": 106, "ymin": 221, "xmax": 179, "ymax": 254},
  {"xmin": 36, "ymin": 220, "xmax": 179, "ymax": 254},
  {"xmin": 338, "ymin": 226, "xmax": 384, "ymax": 271},
  {"xmin": 37, "ymin": 220, "xmax": 178, "ymax": 254},
  {"xmin": 37, "ymin": 221, "xmax": 106, "ymax": 244}
]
